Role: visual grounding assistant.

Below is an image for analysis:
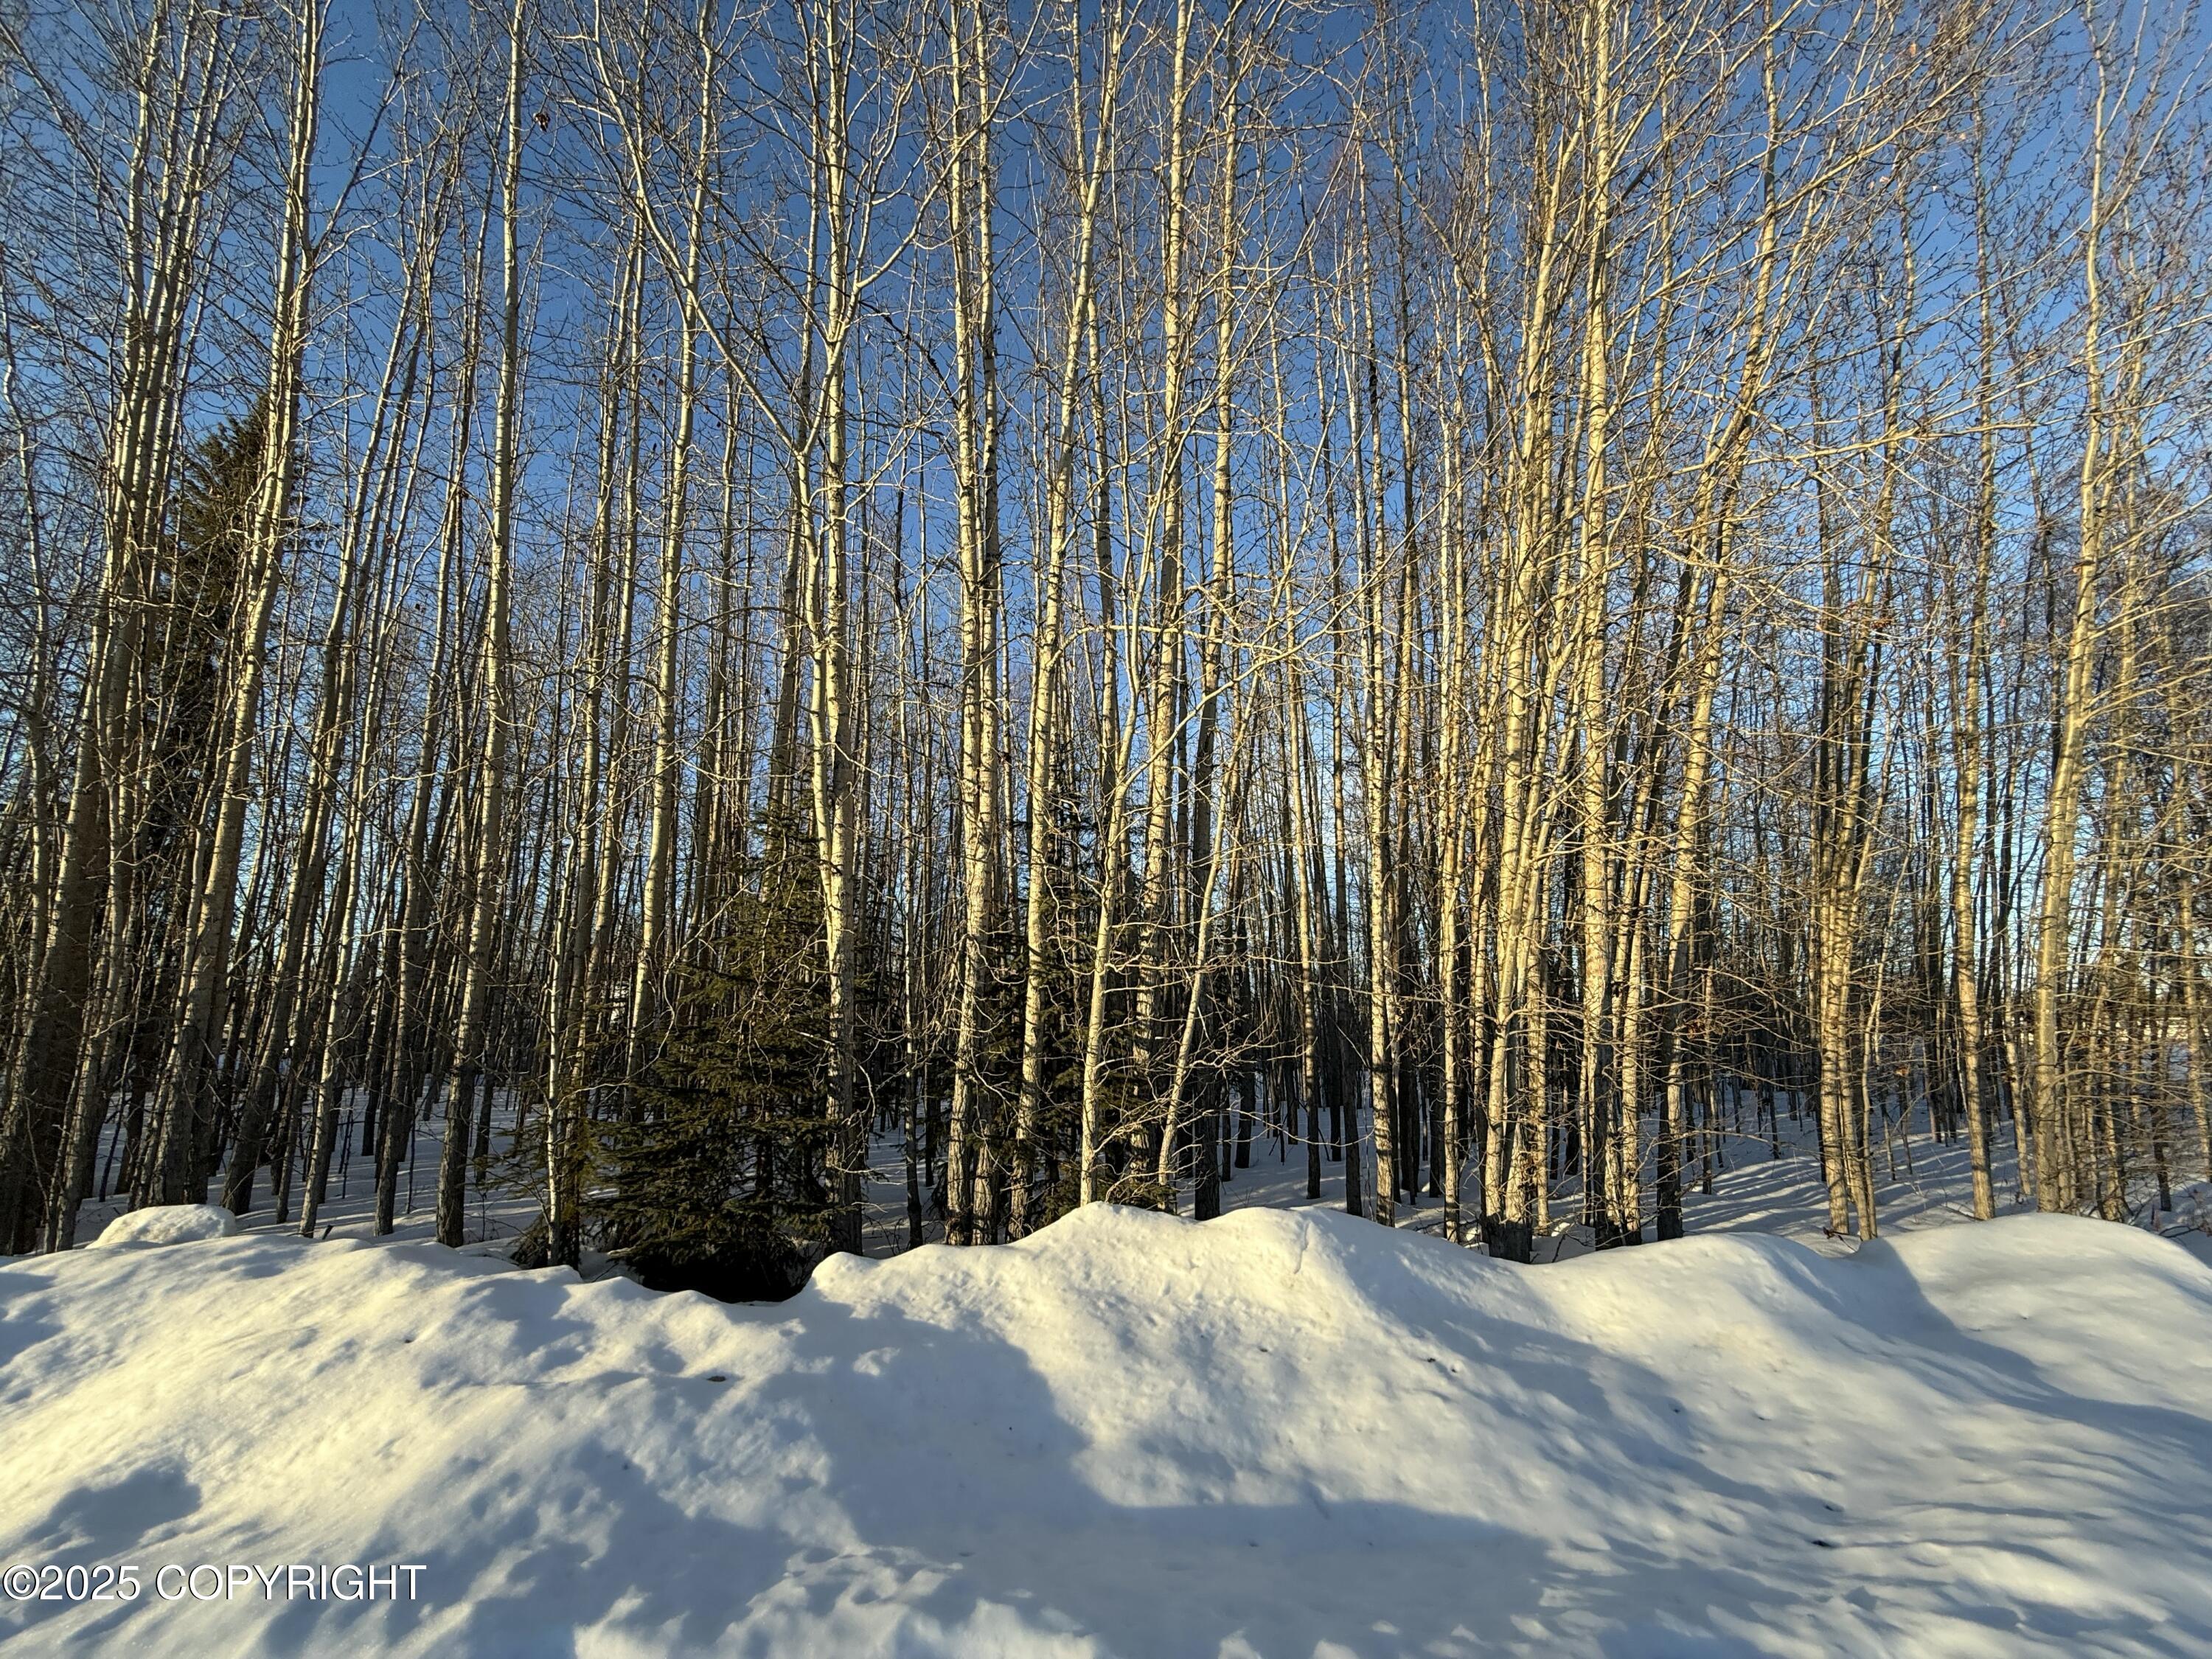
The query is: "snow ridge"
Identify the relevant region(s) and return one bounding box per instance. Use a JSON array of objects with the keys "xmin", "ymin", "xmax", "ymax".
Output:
[{"xmin": 3, "ymin": 1207, "xmax": 2209, "ymax": 1656}]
